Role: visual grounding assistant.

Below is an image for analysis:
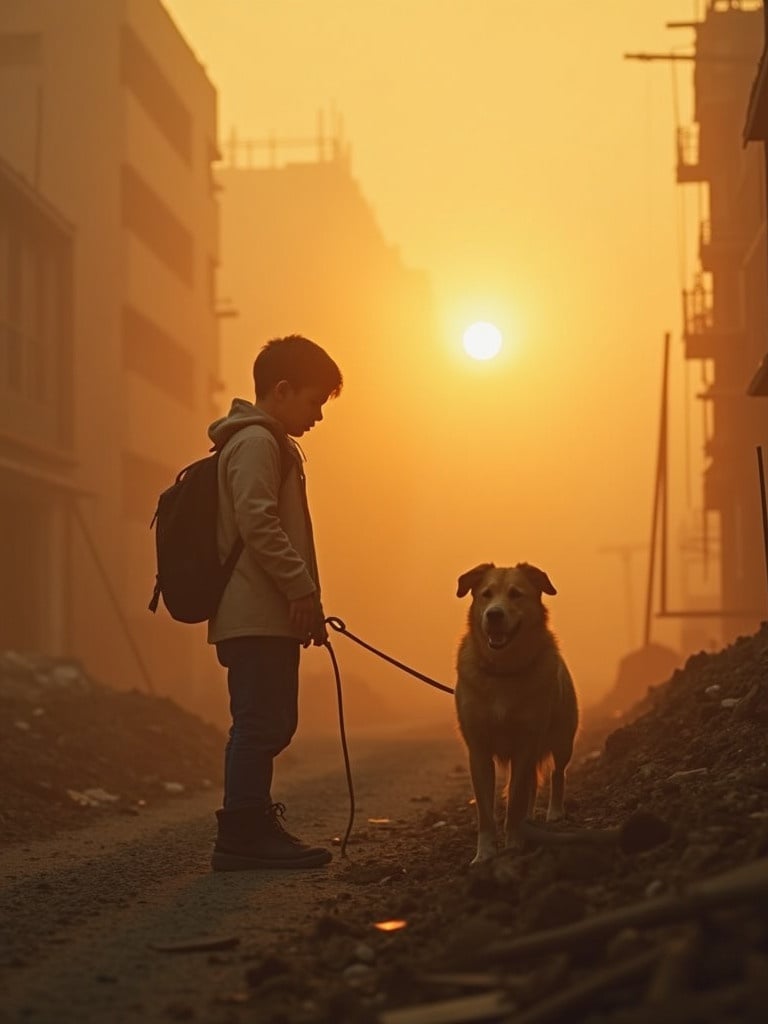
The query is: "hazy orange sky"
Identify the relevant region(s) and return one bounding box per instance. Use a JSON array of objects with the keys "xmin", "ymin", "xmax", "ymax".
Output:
[{"xmin": 163, "ymin": 0, "xmax": 722, "ymax": 704}]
